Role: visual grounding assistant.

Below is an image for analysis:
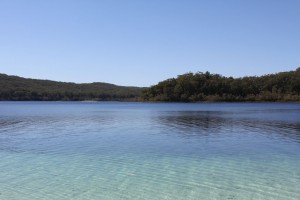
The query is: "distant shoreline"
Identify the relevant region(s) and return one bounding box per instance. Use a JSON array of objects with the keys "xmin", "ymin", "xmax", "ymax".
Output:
[
  {"xmin": 1, "ymin": 68, "xmax": 299, "ymax": 102},
  {"xmin": 0, "ymin": 100, "xmax": 299, "ymax": 103}
]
